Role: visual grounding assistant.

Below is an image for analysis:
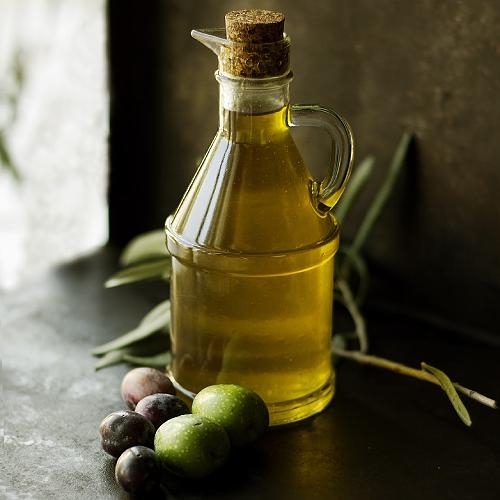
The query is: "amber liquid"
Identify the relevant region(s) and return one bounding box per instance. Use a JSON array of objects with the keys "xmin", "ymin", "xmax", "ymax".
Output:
[{"xmin": 166, "ymin": 107, "xmax": 339, "ymax": 425}]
